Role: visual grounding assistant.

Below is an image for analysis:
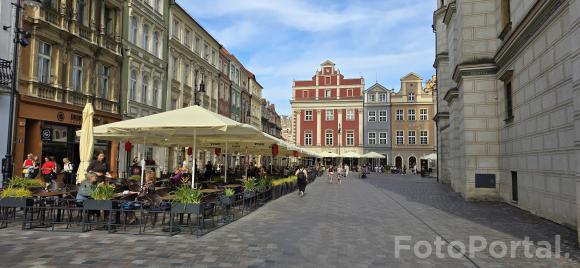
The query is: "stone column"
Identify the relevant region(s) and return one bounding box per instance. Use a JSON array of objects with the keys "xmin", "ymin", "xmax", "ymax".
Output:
[{"xmin": 358, "ymin": 109, "xmax": 363, "ymax": 147}]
